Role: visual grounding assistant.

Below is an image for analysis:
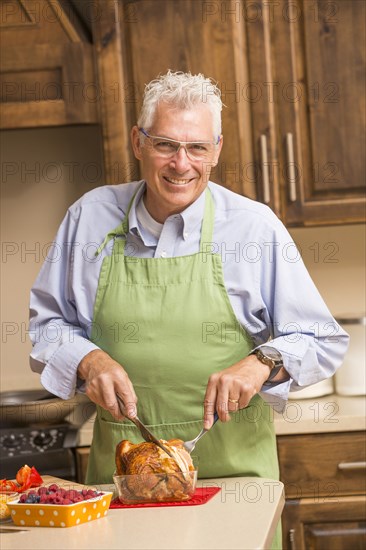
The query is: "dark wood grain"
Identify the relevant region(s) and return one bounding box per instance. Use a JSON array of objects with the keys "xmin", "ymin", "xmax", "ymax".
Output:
[
  {"xmin": 272, "ymin": 0, "xmax": 366, "ymax": 225},
  {"xmin": 91, "ymin": 0, "xmax": 138, "ymax": 184},
  {"xmin": 282, "ymin": 496, "xmax": 366, "ymax": 550},
  {"xmin": 0, "ymin": 1, "xmax": 98, "ymax": 129},
  {"xmin": 0, "ymin": 42, "xmax": 98, "ymax": 128},
  {"xmin": 278, "ymin": 431, "xmax": 366, "ymax": 550},
  {"xmin": 119, "ymin": 0, "xmax": 256, "ymax": 197},
  {"xmin": 277, "ymin": 431, "xmax": 366, "ymax": 498}
]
